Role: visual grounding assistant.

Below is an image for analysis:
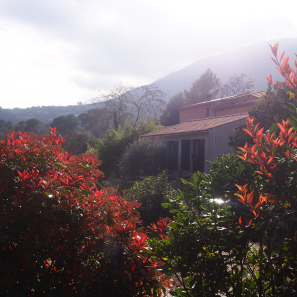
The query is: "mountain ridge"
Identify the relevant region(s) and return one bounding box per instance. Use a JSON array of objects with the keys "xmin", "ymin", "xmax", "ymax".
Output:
[
  {"xmin": 151, "ymin": 38, "xmax": 297, "ymax": 100},
  {"xmin": 1, "ymin": 38, "xmax": 296, "ymax": 124}
]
